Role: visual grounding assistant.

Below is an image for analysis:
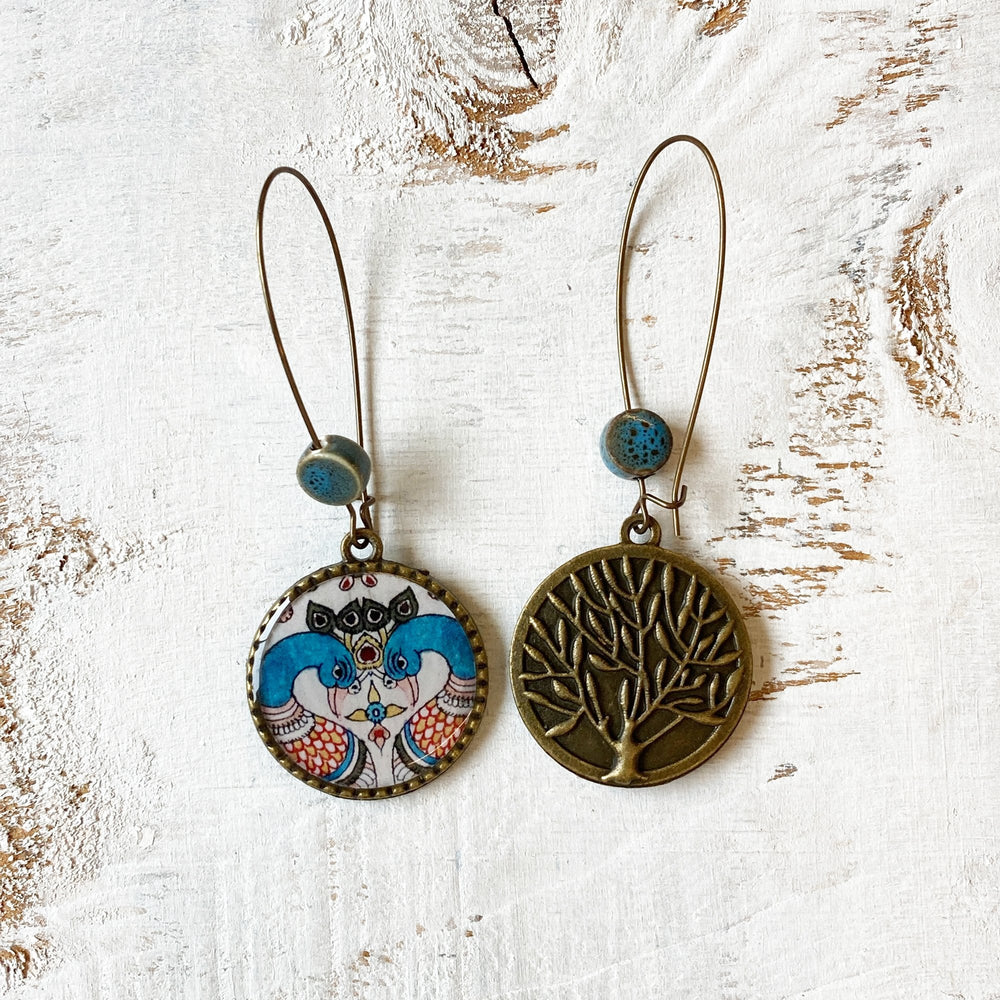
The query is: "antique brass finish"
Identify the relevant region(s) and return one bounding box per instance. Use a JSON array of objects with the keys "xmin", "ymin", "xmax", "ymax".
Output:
[
  {"xmin": 510, "ymin": 529, "xmax": 750, "ymax": 787},
  {"xmin": 248, "ymin": 559, "xmax": 489, "ymax": 800},
  {"xmin": 252, "ymin": 168, "xmax": 487, "ymax": 799},
  {"xmin": 616, "ymin": 136, "xmax": 725, "ymax": 538},
  {"xmin": 256, "ymin": 166, "xmax": 363, "ymax": 453},
  {"xmin": 257, "ymin": 166, "xmax": 376, "ymax": 537},
  {"xmin": 341, "ymin": 526, "xmax": 383, "ymax": 563},
  {"xmin": 509, "ymin": 136, "xmax": 746, "ymax": 786}
]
